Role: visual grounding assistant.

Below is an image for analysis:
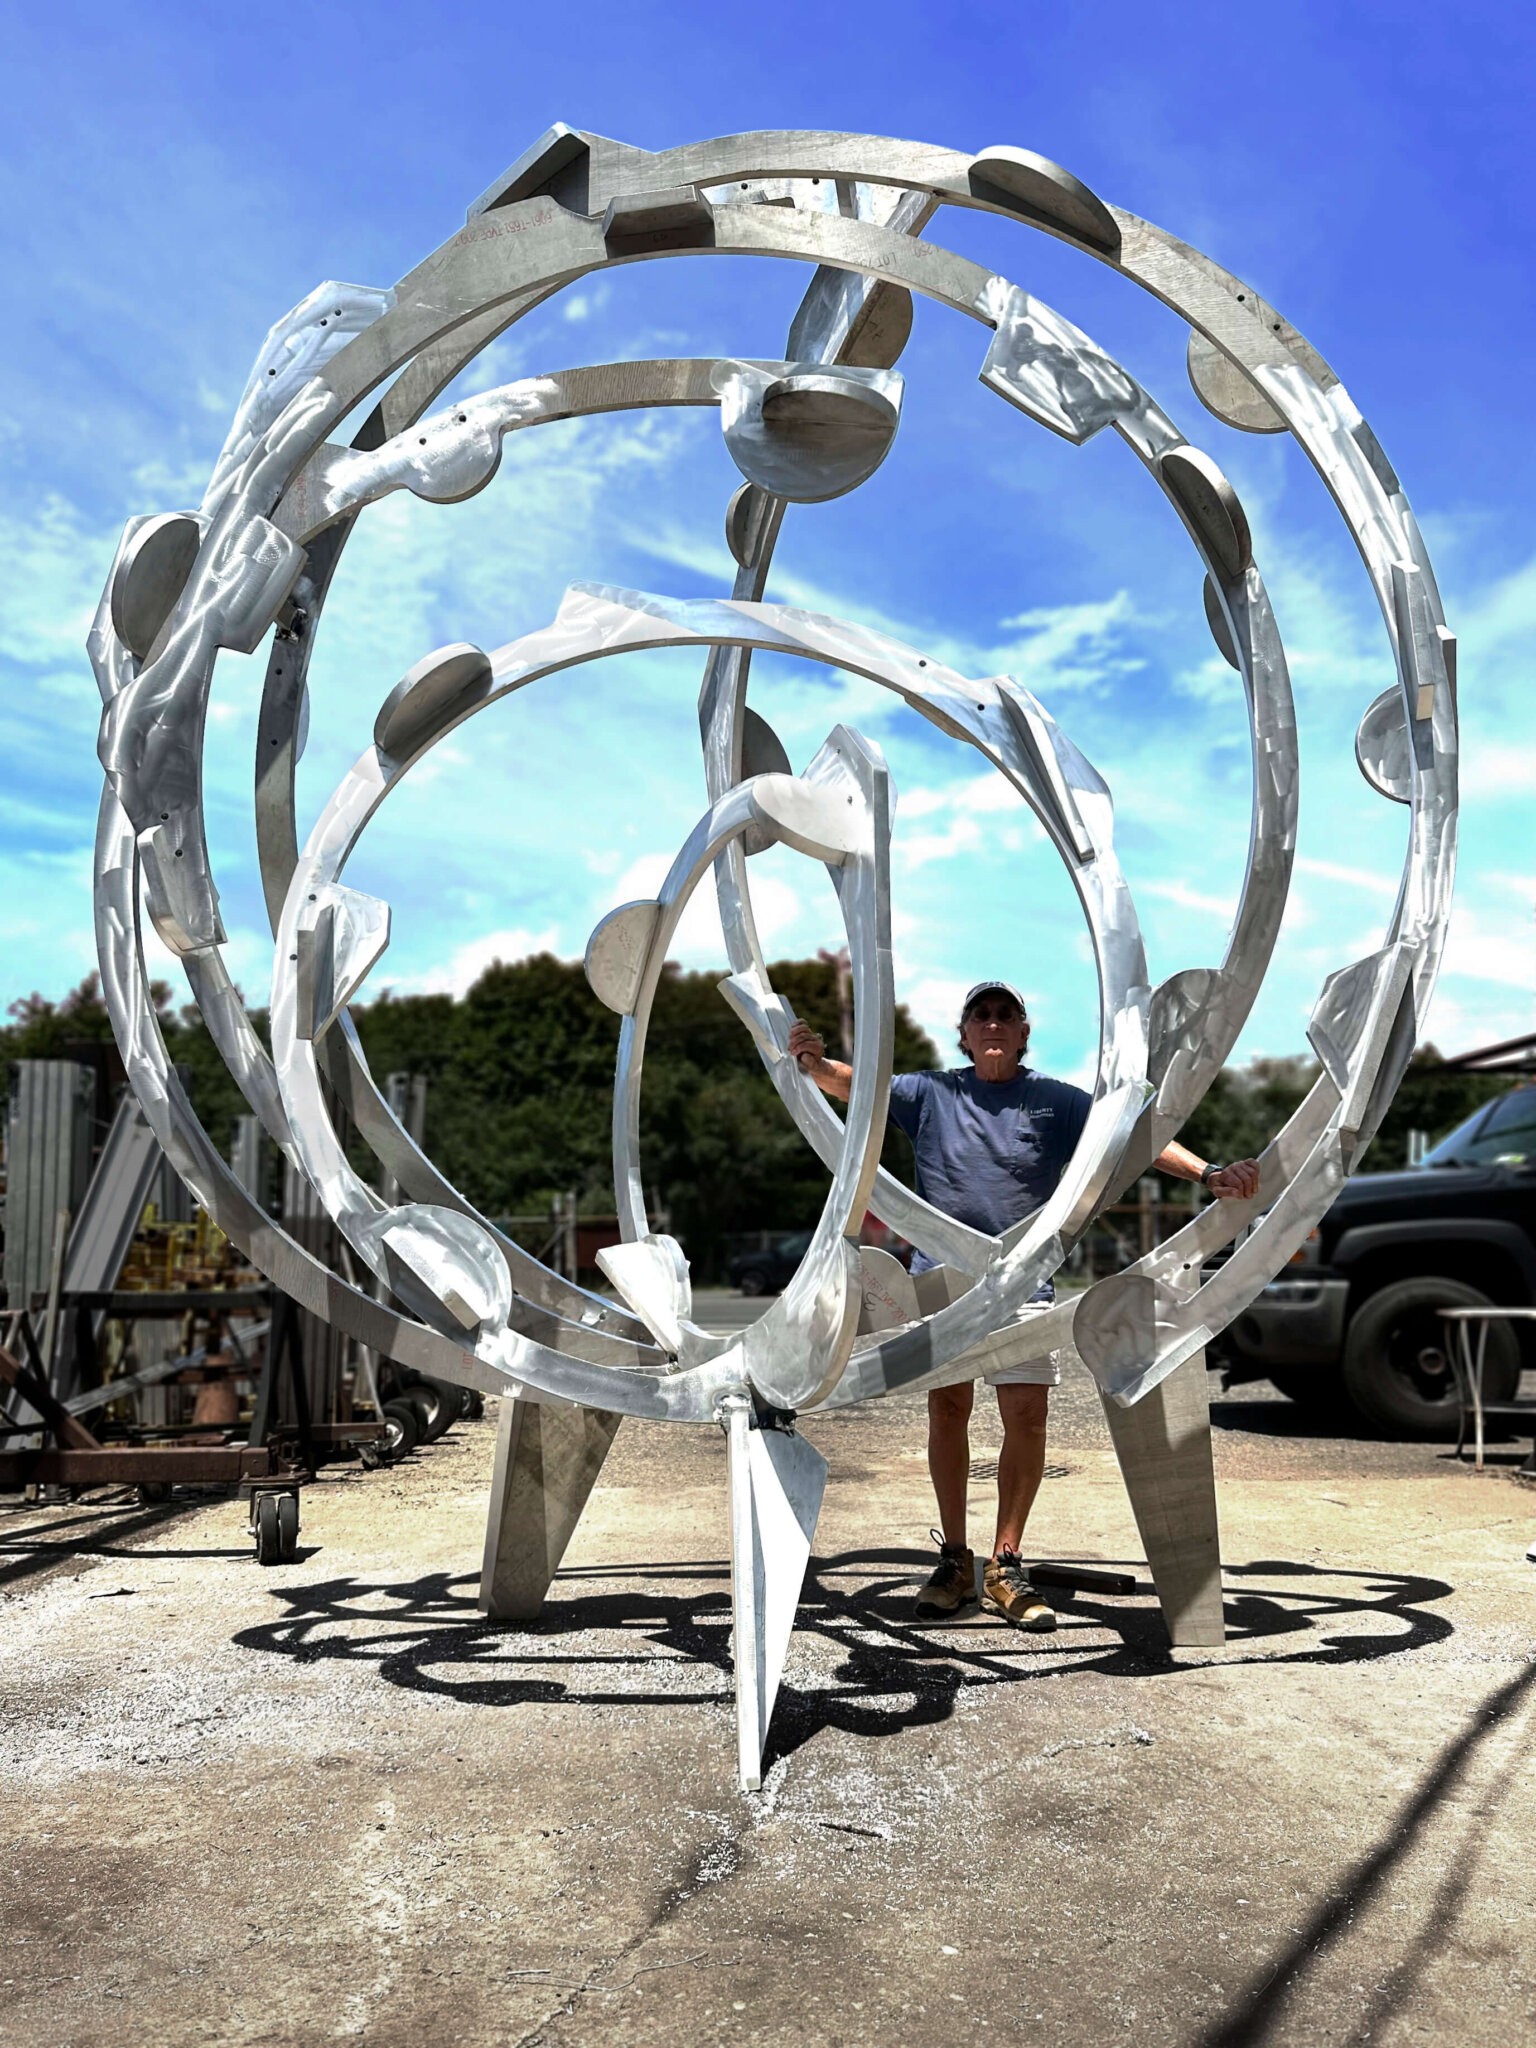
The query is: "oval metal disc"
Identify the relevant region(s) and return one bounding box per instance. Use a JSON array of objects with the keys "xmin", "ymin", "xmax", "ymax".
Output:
[
  {"xmin": 1355, "ymin": 687, "xmax": 1412, "ymax": 804},
  {"xmin": 968, "ymin": 146, "xmax": 1121, "ymax": 254},
  {"xmin": 374, "ymin": 642, "xmax": 492, "ymax": 758},
  {"xmin": 585, "ymin": 899, "xmax": 662, "ymax": 1014},
  {"xmin": 725, "ymin": 482, "xmax": 771, "ymax": 567},
  {"xmin": 722, "ymin": 366, "xmax": 900, "ymax": 504},
  {"xmin": 1202, "ymin": 576, "xmax": 1240, "ymax": 670},
  {"xmin": 1187, "ymin": 330, "xmax": 1287, "ymax": 435},
  {"xmin": 110, "ymin": 512, "xmax": 202, "ymax": 661},
  {"xmin": 840, "ymin": 280, "xmax": 915, "ymax": 370},
  {"xmin": 1159, "ymin": 445, "xmax": 1253, "ymax": 582},
  {"xmin": 740, "ymin": 707, "xmax": 794, "ymax": 856}
]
